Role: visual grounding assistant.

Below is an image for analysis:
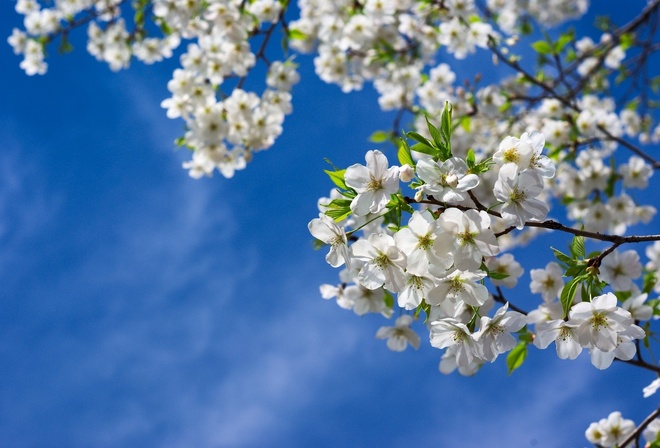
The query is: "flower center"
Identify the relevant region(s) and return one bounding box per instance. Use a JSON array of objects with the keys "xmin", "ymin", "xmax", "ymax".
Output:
[
  {"xmin": 418, "ymin": 234, "xmax": 433, "ymax": 250},
  {"xmin": 509, "ymin": 186, "xmax": 526, "ymax": 203},
  {"xmin": 503, "ymin": 148, "xmax": 519, "ymax": 164},
  {"xmin": 367, "ymin": 176, "xmax": 384, "ymax": 191}
]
